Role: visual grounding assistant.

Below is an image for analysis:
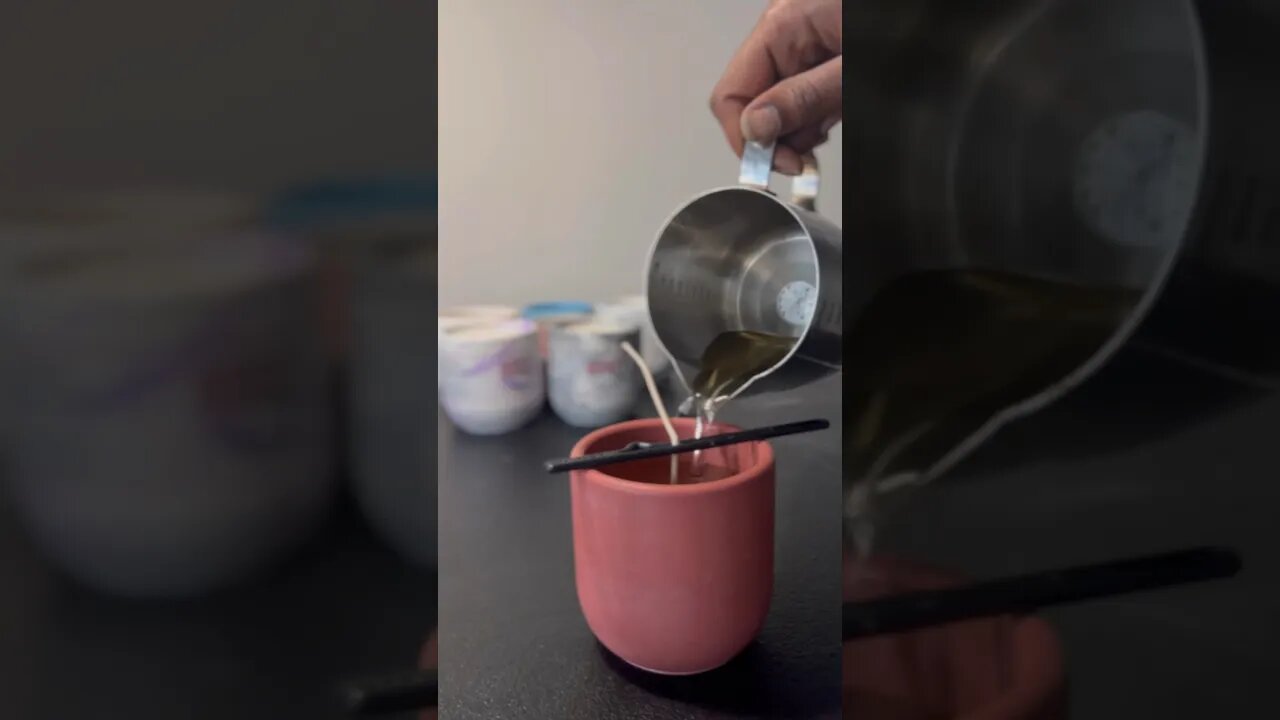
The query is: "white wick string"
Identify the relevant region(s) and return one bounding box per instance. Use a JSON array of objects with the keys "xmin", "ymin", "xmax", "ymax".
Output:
[{"xmin": 620, "ymin": 340, "xmax": 679, "ymax": 484}]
